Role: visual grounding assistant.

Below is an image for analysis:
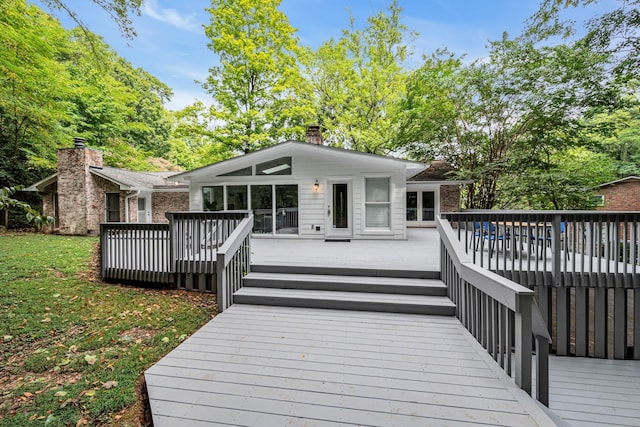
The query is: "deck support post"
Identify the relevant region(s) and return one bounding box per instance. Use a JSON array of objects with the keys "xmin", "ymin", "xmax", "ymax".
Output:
[
  {"xmin": 535, "ymin": 334, "xmax": 549, "ymax": 406},
  {"xmin": 514, "ymin": 294, "xmax": 533, "ymax": 395}
]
